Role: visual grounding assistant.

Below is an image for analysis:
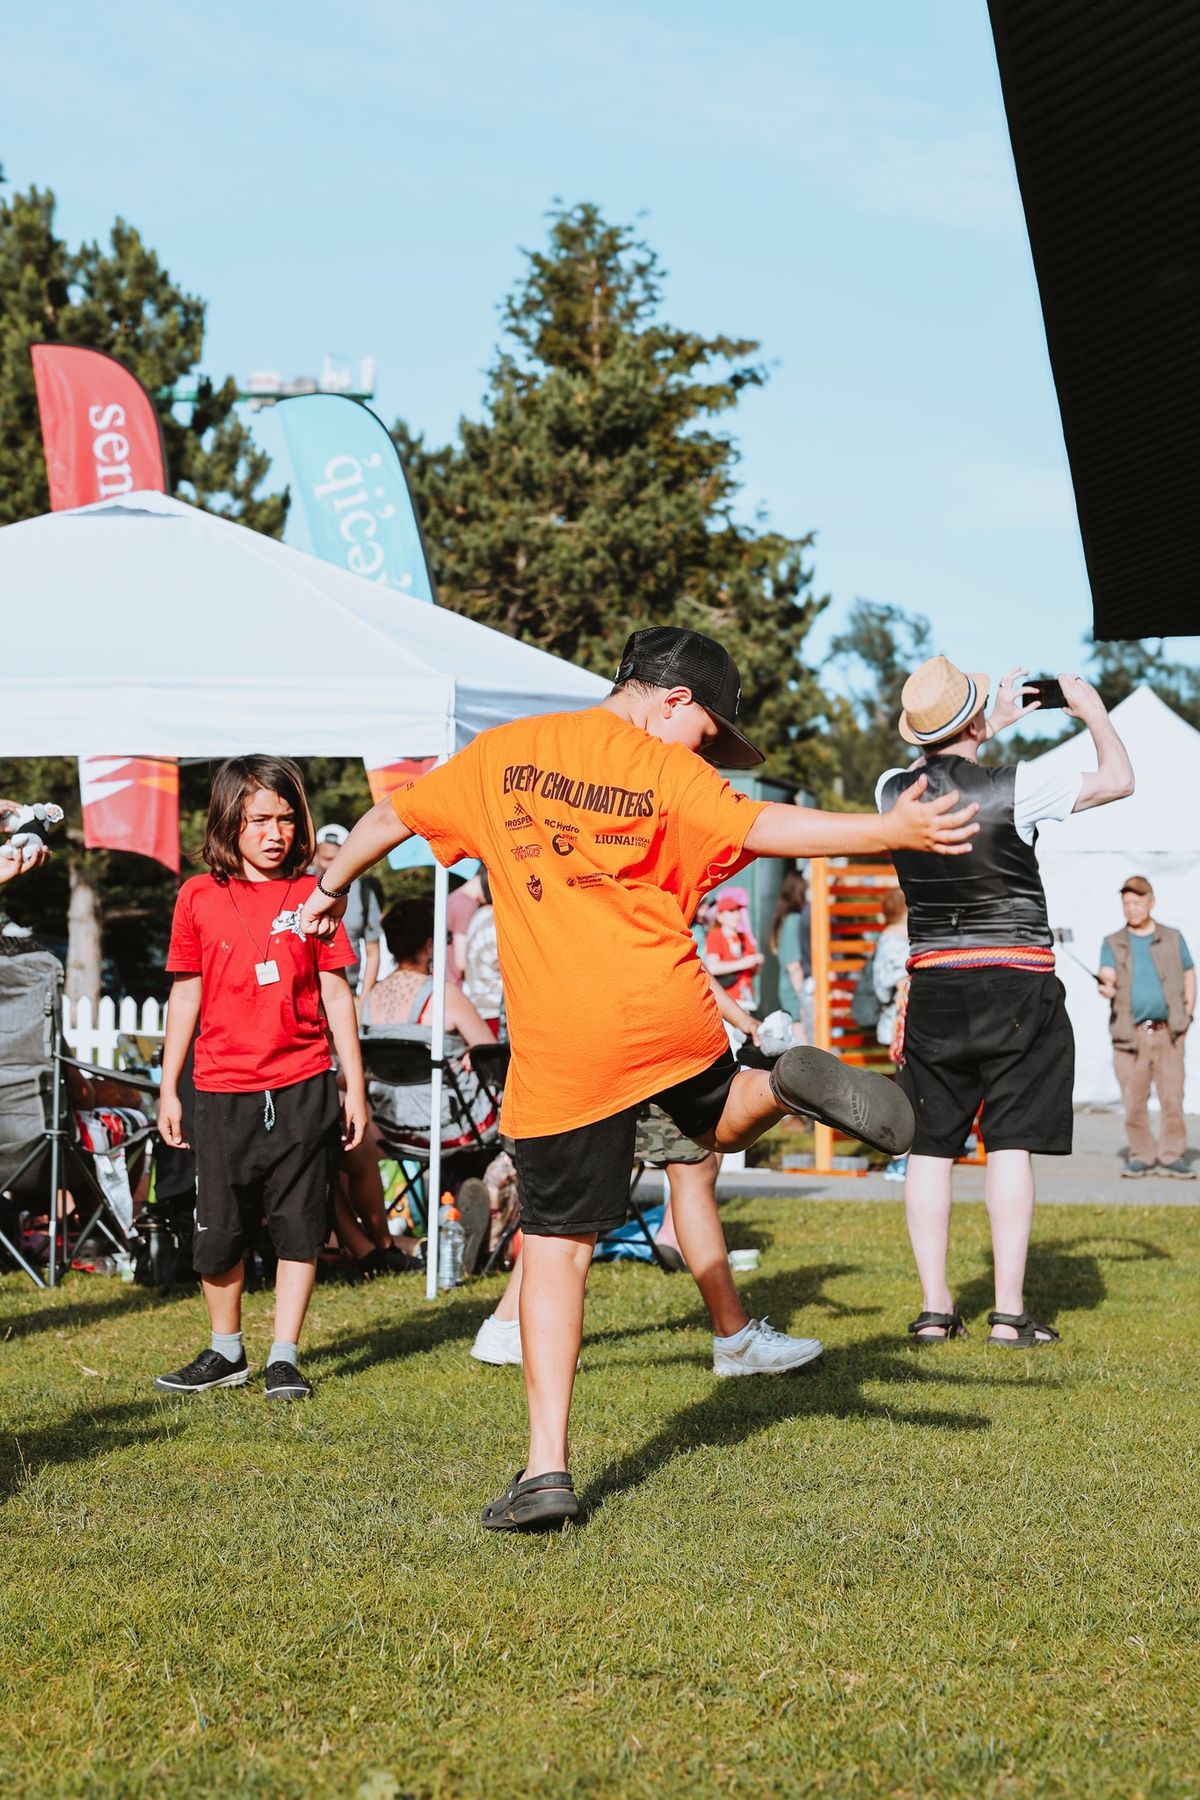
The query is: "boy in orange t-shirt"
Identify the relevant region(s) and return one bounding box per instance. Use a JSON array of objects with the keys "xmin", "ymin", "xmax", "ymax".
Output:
[{"xmin": 301, "ymin": 627, "xmax": 978, "ymax": 1529}]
